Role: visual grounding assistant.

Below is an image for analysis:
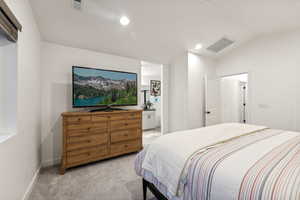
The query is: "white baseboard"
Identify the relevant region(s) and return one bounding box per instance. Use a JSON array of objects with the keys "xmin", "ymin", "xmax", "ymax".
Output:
[
  {"xmin": 22, "ymin": 158, "xmax": 60, "ymax": 200},
  {"xmin": 22, "ymin": 165, "xmax": 41, "ymax": 200},
  {"xmin": 42, "ymin": 157, "xmax": 60, "ymax": 167}
]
